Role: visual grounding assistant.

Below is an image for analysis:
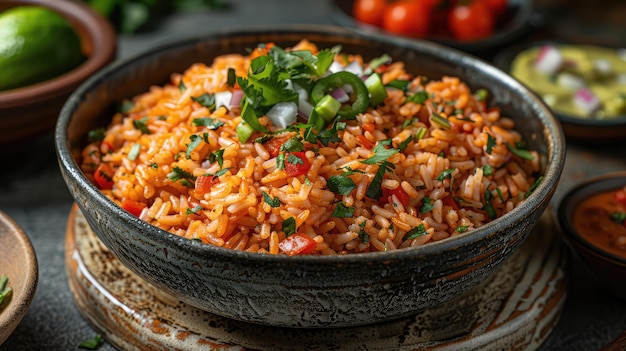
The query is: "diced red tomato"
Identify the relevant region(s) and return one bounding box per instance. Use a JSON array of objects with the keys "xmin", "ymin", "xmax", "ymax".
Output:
[
  {"xmin": 94, "ymin": 163, "xmax": 114, "ymax": 190},
  {"xmin": 279, "ymin": 233, "xmax": 317, "ymax": 256},
  {"xmin": 195, "ymin": 175, "xmax": 219, "ymax": 194},
  {"xmin": 615, "ymin": 188, "xmax": 626, "ymax": 206},
  {"xmin": 284, "ymin": 152, "xmax": 311, "ymax": 177},
  {"xmin": 100, "ymin": 140, "xmax": 115, "ymax": 154},
  {"xmin": 121, "ymin": 199, "xmax": 146, "ymax": 217},
  {"xmin": 382, "ymin": 185, "xmax": 410, "ymax": 207},
  {"xmin": 264, "ymin": 136, "xmax": 290, "ymax": 158},
  {"xmin": 357, "ymin": 135, "xmax": 375, "ymax": 149},
  {"xmin": 362, "ymin": 122, "xmax": 376, "ymax": 133},
  {"xmin": 441, "ymin": 195, "xmax": 460, "ymax": 210}
]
